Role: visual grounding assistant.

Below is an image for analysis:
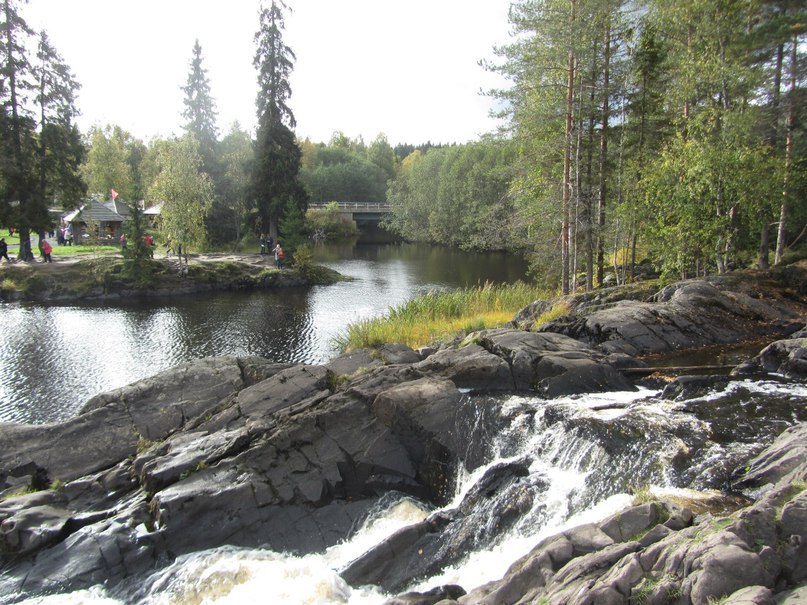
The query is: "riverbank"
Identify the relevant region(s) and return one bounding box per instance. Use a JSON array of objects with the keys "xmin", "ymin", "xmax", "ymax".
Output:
[
  {"xmin": 0, "ymin": 264, "xmax": 806, "ymax": 603},
  {"xmin": 0, "ymin": 252, "xmax": 344, "ymax": 302}
]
